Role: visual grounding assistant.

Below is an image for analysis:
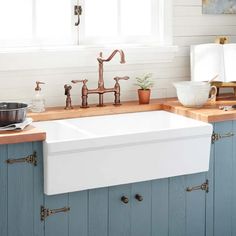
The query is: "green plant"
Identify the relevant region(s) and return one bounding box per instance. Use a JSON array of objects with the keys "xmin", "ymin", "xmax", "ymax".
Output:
[{"xmin": 135, "ymin": 73, "xmax": 154, "ymax": 90}]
